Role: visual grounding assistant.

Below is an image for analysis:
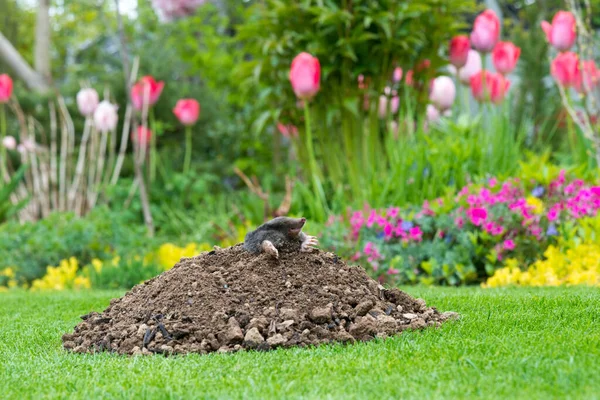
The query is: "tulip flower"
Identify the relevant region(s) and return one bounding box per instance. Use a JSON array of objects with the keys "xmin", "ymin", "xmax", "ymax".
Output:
[
  {"xmin": 2, "ymin": 136, "xmax": 16, "ymax": 150},
  {"xmin": 492, "ymin": 42, "xmax": 521, "ymax": 75},
  {"xmin": 76, "ymin": 88, "xmax": 99, "ymax": 117},
  {"xmin": 131, "ymin": 76, "xmax": 165, "ymax": 111},
  {"xmin": 575, "ymin": 60, "xmax": 599, "ymax": 93},
  {"xmin": 393, "ymin": 67, "xmax": 403, "ymax": 82},
  {"xmin": 541, "ymin": 11, "xmax": 576, "ymax": 52},
  {"xmin": 93, "ymin": 101, "xmax": 119, "ymax": 132},
  {"xmin": 429, "ymin": 76, "xmax": 456, "ymax": 111},
  {"xmin": 449, "ymin": 36, "xmax": 471, "ymax": 69},
  {"xmin": 0, "ymin": 74, "xmax": 13, "ymax": 103},
  {"xmin": 277, "ymin": 123, "xmax": 299, "ymax": 139},
  {"xmin": 173, "ymin": 99, "xmax": 200, "ymax": 126},
  {"xmin": 173, "ymin": 98, "xmax": 201, "ymax": 174},
  {"xmin": 289, "ymin": 52, "xmax": 321, "ymax": 100},
  {"xmin": 550, "ymin": 51, "xmax": 581, "ymax": 88},
  {"xmin": 470, "ymin": 9, "xmax": 500, "ymax": 53},
  {"xmin": 449, "ymin": 50, "xmax": 482, "ymax": 85},
  {"xmin": 470, "ymin": 70, "xmax": 511, "ymax": 104},
  {"xmin": 132, "ymin": 126, "xmax": 152, "ymax": 147}
]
